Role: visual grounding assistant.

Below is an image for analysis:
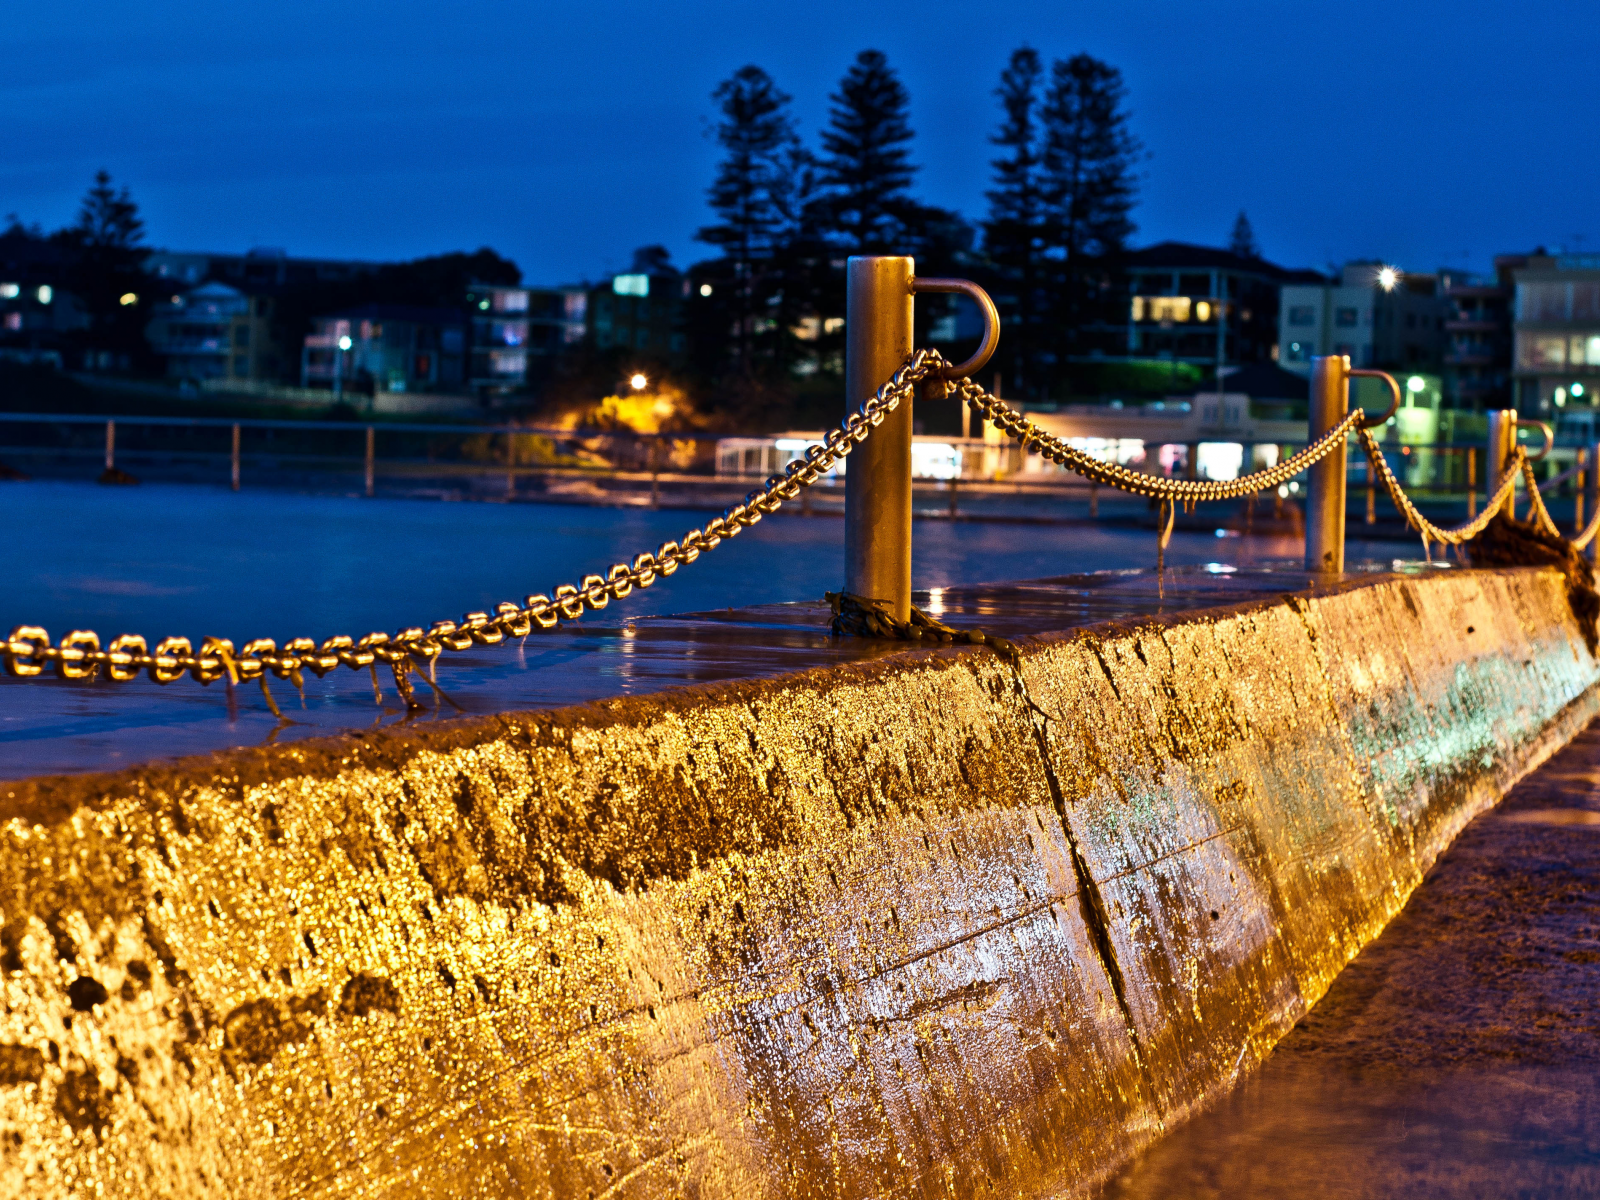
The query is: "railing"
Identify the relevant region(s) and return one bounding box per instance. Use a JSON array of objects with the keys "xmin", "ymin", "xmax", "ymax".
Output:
[{"xmin": 7, "ymin": 255, "xmax": 1600, "ymax": 713}]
